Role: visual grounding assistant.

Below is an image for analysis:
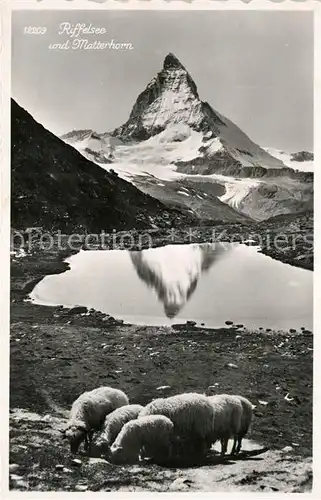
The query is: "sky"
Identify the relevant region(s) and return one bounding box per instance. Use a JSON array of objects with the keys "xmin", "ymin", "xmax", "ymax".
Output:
[{"xmin": 12, "ymin": 10, "xmax": 313, "ymax": 152}]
